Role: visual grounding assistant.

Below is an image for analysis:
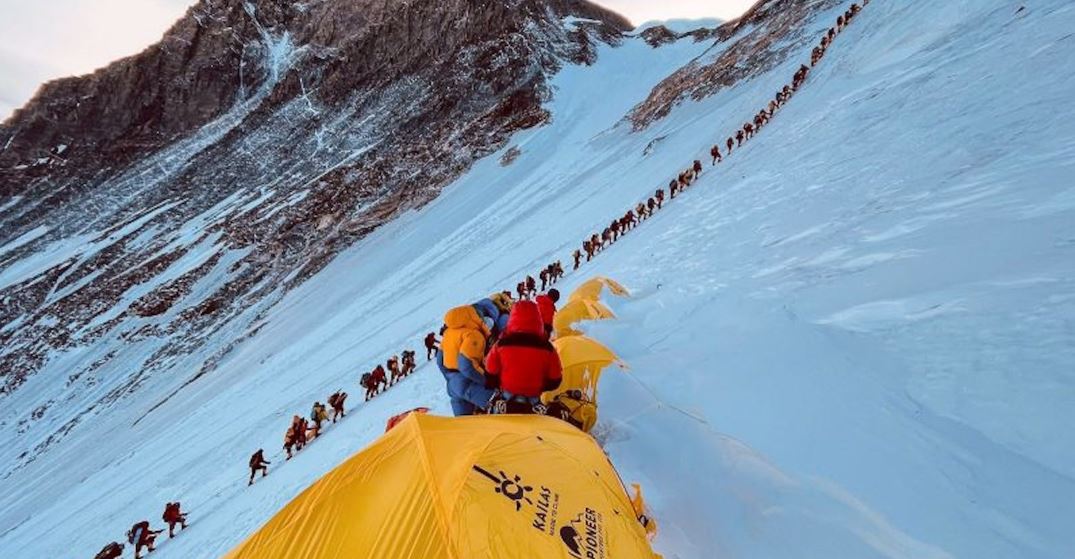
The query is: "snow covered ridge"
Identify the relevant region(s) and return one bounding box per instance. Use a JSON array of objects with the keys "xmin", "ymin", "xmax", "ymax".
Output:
[
  {"xmin": 4, "ymin": 0, "xmax": 1075, "ymax": 557},
  {"xmin": 631, "ymin": 0, "xmax": 844, "ymax": 128},
  {"xmin": 632, "ymin": 18, "xmax": 724, "ymax": 35}
]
